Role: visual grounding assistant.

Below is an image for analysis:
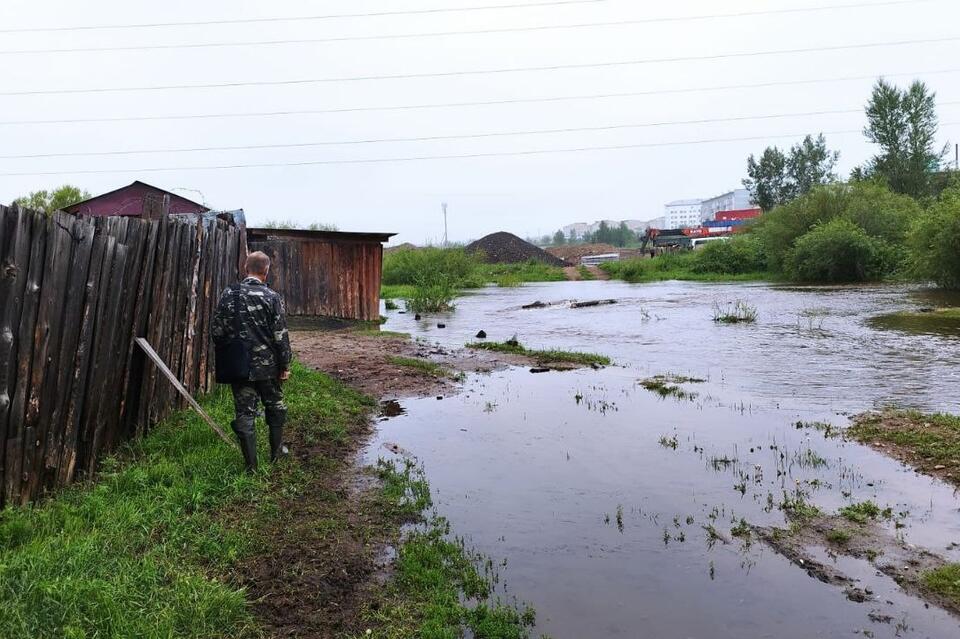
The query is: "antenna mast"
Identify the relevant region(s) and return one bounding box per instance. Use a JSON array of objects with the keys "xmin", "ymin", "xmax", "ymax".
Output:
[{"xmin": 442, "ymin": 202, "xmax": 449, "ymax": 247}]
